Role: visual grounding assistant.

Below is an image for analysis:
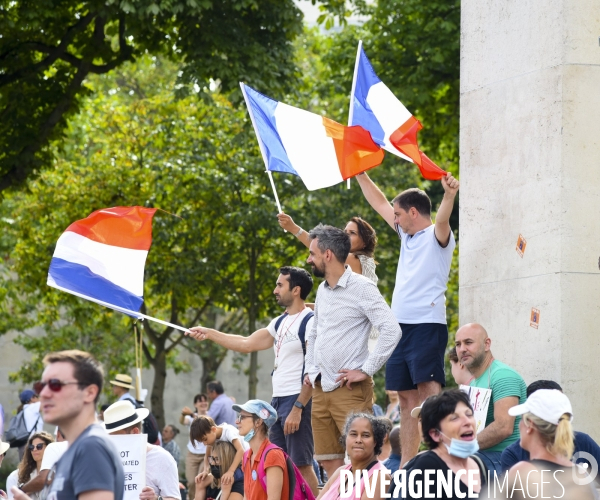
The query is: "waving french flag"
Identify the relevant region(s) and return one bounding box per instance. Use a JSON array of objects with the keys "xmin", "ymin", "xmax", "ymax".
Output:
[
  {"xmin": 47, "ymin": 206, "xmax": 156, "ymax": 314},
  {"xmin": 350, "ymin": 42, "xmax": 447, "ymax": 180},
  {"xmin": 241, "ymin": 83, "xmax": 384, "ymax": 191}
]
